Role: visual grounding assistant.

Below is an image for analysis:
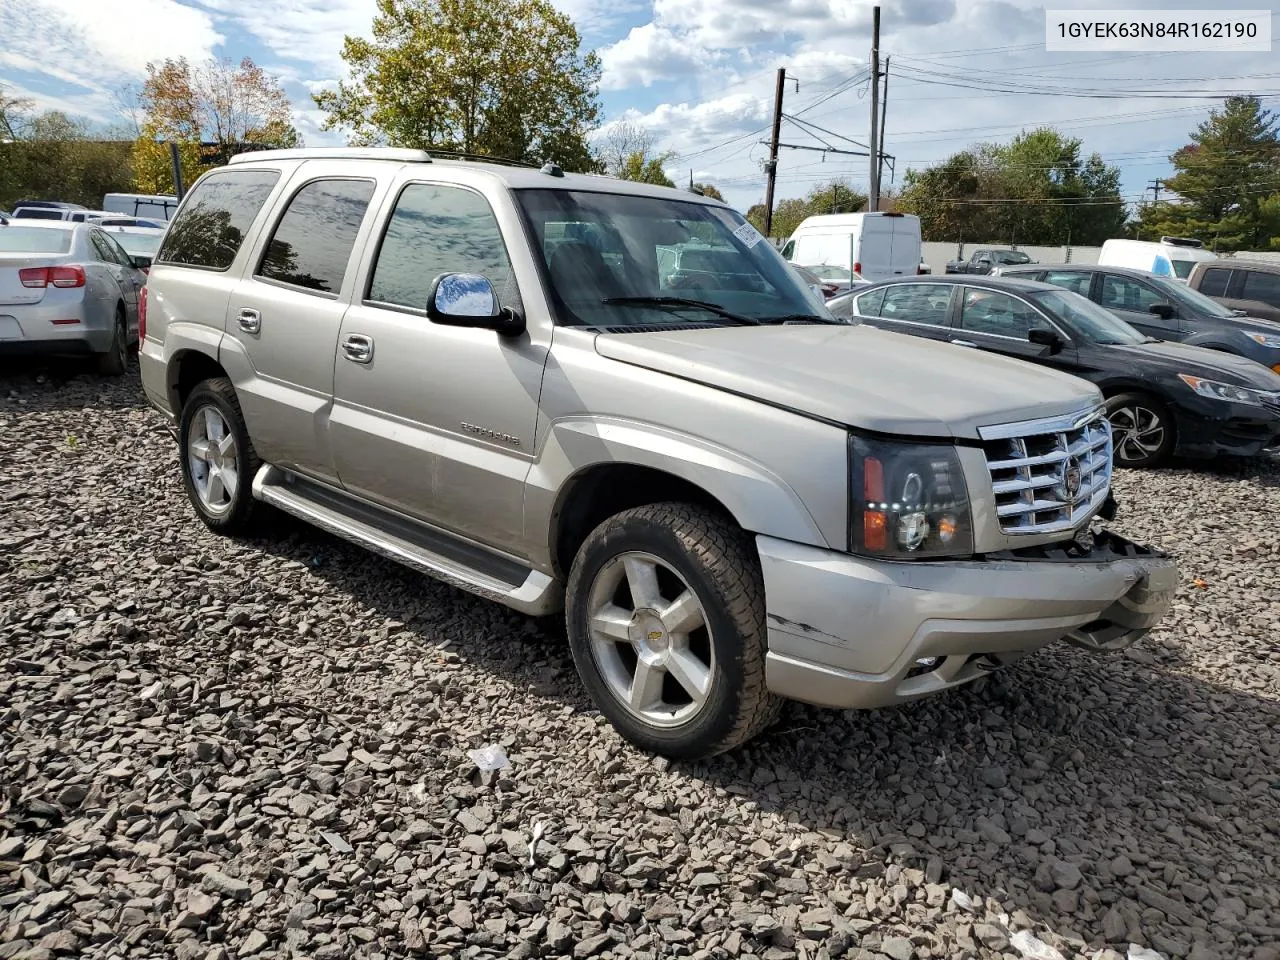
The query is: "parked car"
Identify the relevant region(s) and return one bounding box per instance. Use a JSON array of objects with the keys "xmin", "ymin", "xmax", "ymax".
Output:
[
  {"xmin": 828, "ymin": 275, "xmax": 1280, "ymax": 467},
  {"xmin": 0, "ymin": 221, "xmax": 143, "ymax": 373},
  {"xmin": 12, "ymin": 204, "xmax": 114, "ymax": 224},
  {"xmin": 780, "ymin": 212, "xmax": 922, "ymax": 283},
  {"xmin": 89, "ymin": 215, "xmax": 167, "ymax": 230},
  {"xmin": 946, "ymin": 248, "xmax": 1034, "ymax": 275},
  {"xmin": 799, "ymin": 263, "xmax": 869, "ymax": 298},
  {"xmin": 1098, "ymin": 236, "xmax": 1217, "ymax": 282},
  {"xmin": 102, "ymin": 192, "xmax": 181, "ymax": 222},
  {"xmin": 1188, "ymin": 258, "xmax": 1280, "ymax": 323},
  {"xmin": 100, "ymin": 226, "xmax": 162, "ymax": 273},
  {"xmin": 10, "ymin": 200, "xmax": 87, "ymax": 218},
  {"xmin": 791, "ymin": 263, "xmax": 831, "ymax": 299},
  {"xmin": 995, "ymin": 263, "xmax": 1280, "ymax": 374},
  {"xmin": 139, "ymin": 147, "xmax": 1174, "ymax": 758}
]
